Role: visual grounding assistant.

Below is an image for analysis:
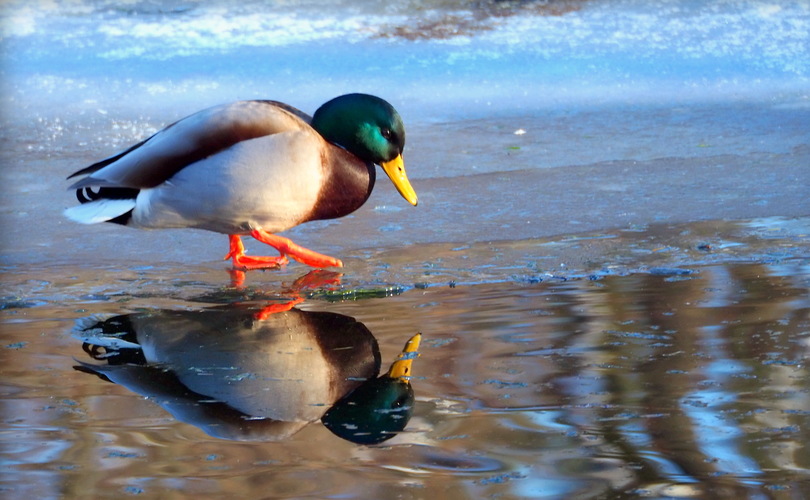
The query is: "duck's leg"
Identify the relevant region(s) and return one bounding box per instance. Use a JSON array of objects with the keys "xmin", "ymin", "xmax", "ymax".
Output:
[
  {"xmin": 250, "ymin": 229, "xmax": 343, "ymax": 268},
  {"xmin": 224, "ymin": 234, "xmax": 289, "ymax": 270}
]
